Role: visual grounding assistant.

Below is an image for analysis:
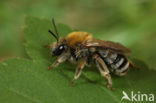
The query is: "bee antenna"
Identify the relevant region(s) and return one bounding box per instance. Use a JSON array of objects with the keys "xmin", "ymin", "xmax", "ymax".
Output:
[
  {"xmin": 48, "ymin": 30, "xmax": 58, "ymax": 42},
  {"xmin": 52, "ymin": 18, "xmax": 59, "ymax": 39}
]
